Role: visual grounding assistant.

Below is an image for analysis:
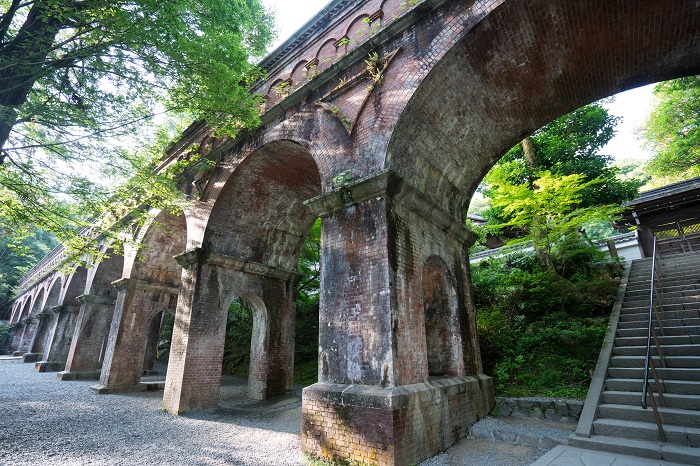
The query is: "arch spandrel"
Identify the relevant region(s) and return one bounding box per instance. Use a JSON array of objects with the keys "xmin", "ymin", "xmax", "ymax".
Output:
[
  {"xmin": 202, "ymin": 139, "xmax": 322, "ymax": 271},
  {"xmin": 124, "ymin": 210, "xmax": 187, "ymax": 287},
  {"xmin": 385, "ymin": 0, "xmax": 700, "ymax": 215}
]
